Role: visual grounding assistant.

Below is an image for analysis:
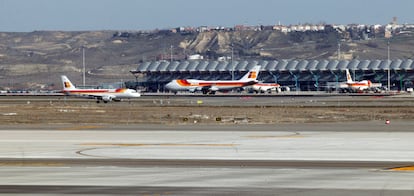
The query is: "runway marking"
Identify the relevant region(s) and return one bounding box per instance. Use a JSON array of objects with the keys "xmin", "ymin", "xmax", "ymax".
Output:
[
  {"xmin": 388, "ymin": 166, "xmax": 414, "ymax": 171},
  {"xmin": 58, "ymin": 125, "xmax": 104, "ymax": 130},
  {"xmin": 0, "ymin": 161, "xmax": 64, "ymax": 167},
  {"xmin": 76, "ymin": 144, "xmax": 238, "ymax": 158},
  {"xmin": 76, "ymin": 148, "xmax": 108, "ymax": 158},
  {"xmin": 245, "ymin": 132, "xmax": 303, "ymax": 139},
  {"xmin": 79, "ymin": 143, "xmax": 237, "ymax": 147}
]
